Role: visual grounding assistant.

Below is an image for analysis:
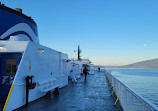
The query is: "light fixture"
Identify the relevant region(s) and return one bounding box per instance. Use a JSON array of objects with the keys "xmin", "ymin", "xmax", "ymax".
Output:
[
  {"xmin": 0, "ymin": 45, "xmax": 6, "ymax": 50},
  {"xmin": 38, "ymin": 48, "xmax": 44, "ymax": 53}
]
